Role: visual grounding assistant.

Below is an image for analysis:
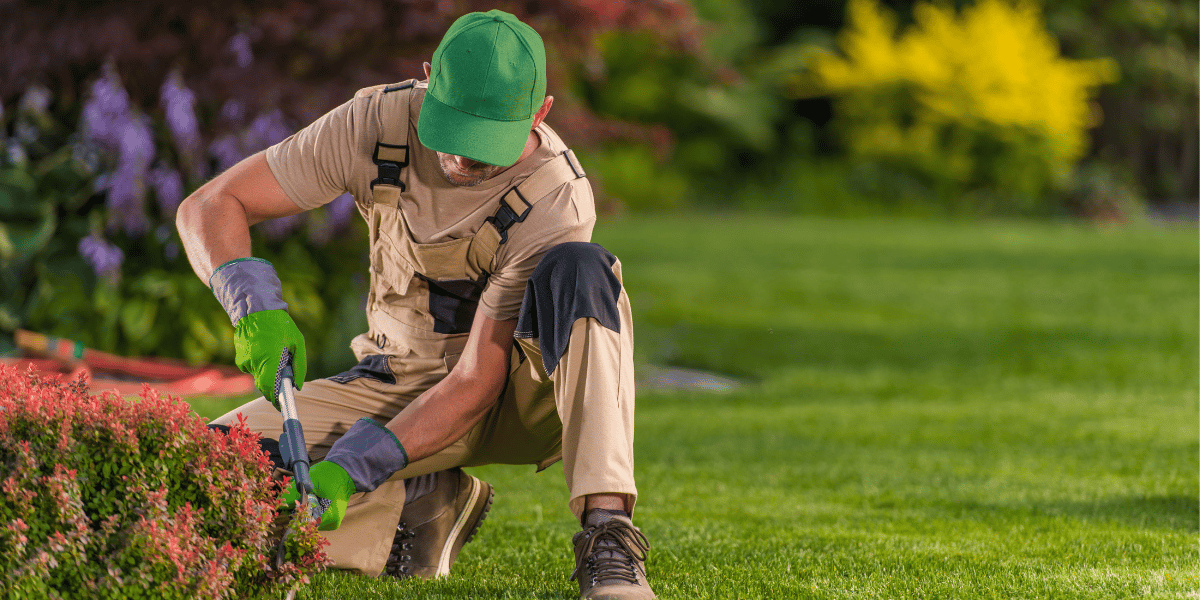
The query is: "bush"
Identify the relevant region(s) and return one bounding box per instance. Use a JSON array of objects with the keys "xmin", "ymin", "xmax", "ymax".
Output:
[
  {"xmin": 0, "ymin": 364, "xmax": 328, "ymax": 599},
  {"xmin": 791, "ymin": 0, "xmax": 1120, "ymax": 215}
]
